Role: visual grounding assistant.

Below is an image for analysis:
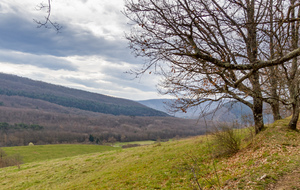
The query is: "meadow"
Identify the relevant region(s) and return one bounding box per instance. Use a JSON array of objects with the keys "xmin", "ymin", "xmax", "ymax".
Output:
[
  {"xmin": 2, "ymin": 144, "xmax": 119, "ymax": 163},
  {"xmin": 0, "ymin": 117, "xmax": 299, "ymax": 189}
]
